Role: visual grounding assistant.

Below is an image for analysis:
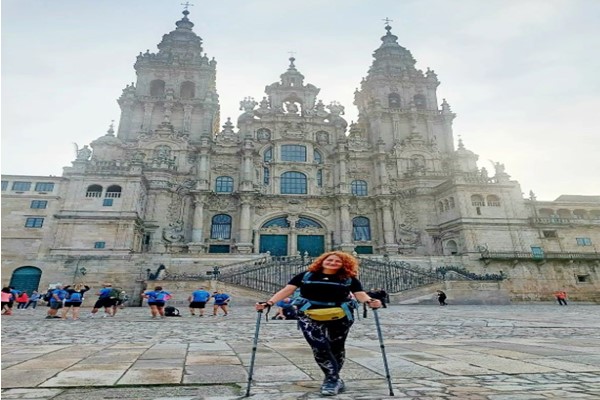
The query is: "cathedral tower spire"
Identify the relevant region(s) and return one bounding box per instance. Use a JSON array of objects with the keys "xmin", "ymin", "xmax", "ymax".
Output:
[
  {"xmin": 354, "ymin": 22, "xmax": 455, "ymax": 154},
  {"xmin": 116, "ymin": 9, "xmax": 220, "ymax": 142}
]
